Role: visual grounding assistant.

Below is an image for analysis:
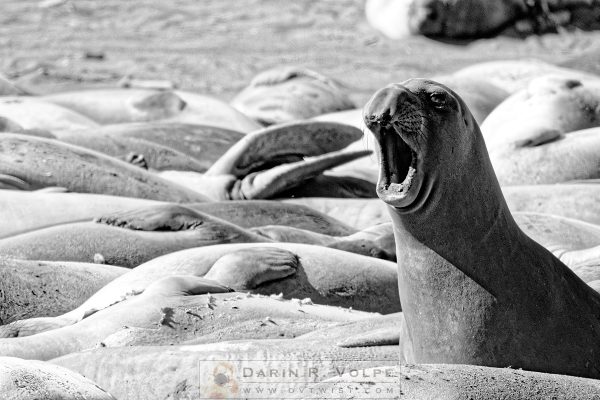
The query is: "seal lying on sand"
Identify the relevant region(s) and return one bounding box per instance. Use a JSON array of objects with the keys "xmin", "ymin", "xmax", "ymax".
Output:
[
  {"xmin": 0, "ymin": 191, "xmax": 356, "ymax": 239},
  {"xmin": 0, "ymin": 259, "xmax": 126, "ymax": 330},
  {"xmin": 1, "ymin": 356, "xmax": 115, "ymax": 400},
  {"xmin": 231, "ymin": 66, "xmax": 355, "ymax": 126},
  {"xmin": 55, "ymin": 122, "xmax": 245, "ymax": 172},
  {"xmin": 6, "ymin": 244, "xmax": 398, "ymax": 337},
  {"xmin": 0, "ymin": 205, "xmax": 393, "ymax": 267},
  {"xmin": 0, "ymin": 96, "xmax": 98, "ymax": 131},
  {"xmin": 43, "ymin": 89, "xmax": 261, "ymax": 132},
  {"xmin": 482, "ymin": 75, "xmax": 600, "ymax": 151},
  {"xmin": 0, "ymin": 133, "xmax": 209, "ymax": 201},
  {"xmin": 51, "ymin": 339, "xmax": 397, "ymax": 400},
  {"xmin": 0, "ymin": 275, "xmax": 377, "ymax": 360},
  {"xmin": 363, "ymin": 78, "xmax": 600, "ymax": 378}
]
